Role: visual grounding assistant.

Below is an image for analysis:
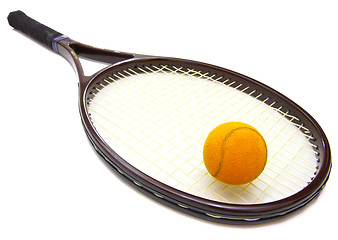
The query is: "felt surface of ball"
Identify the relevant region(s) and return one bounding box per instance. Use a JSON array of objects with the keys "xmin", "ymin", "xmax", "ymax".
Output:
[{"xmin": 203, "ymin": 122, "xmax": 267, "ymax": 185}]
